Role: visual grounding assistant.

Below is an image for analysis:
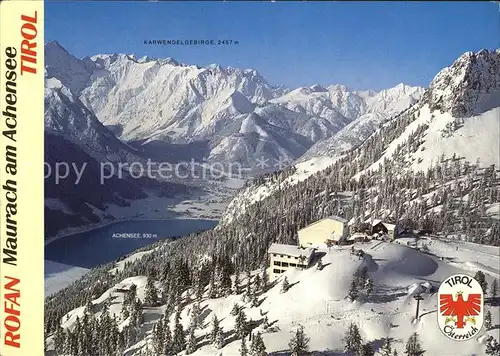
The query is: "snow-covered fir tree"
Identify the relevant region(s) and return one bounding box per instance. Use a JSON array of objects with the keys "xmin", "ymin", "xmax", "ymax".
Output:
[
  {"xmin": 231, "ymin": 302, "xmax": 241, "ymax": 316},
  {"xmin": 233, "ymin": 272, "xmax": 241, "ymax": 294},
  {"xmin": 250, "ymin": 332, "xmax": 267, "ymax": 356},
  {"xmin": 348, "ymin": 279, "xmax": 359, "ymax": 301},
  {"xmin": 235, "ymin": 309, "xmax": 249, "ymax": 338},
  {"xmin": 485, "ymin": 336, "xmax": 500, "ymax": 356},
  {"xmin": 491, "ymin": 279, "xmax": 498, "ymax": 298},
  {"xmin": 152, "ymin": 315, "xmax": 165, "ymax": 355},
  {"xmin": 380, "ymin": 337, "xmax": 393, "ymax": 356},
  {"xmin": 281, "ymin": 276, "xmax": 290, "ymax": 293},
  {"xmin": 404, "ymin": 332, "xmax": 424, "ymax": 356},
  {"xmin": 185, "ymin": 326, "xmax": 197, "ymax": 354},
  {"xmin": 262, "ymin": 269, "xmax": 269, "ymax": 291},
  {"xmin": 288, "ymin": 324, "xmax": 310, "ymax": 356},
  {"xmin": 240, "ymin": 337, "xmax": 249, "ymax": 356},
  {"xmin": 144, "ymin": 275, "xmax": 159, "ymax": 307},
  {"xmin": 215, "ymin": 326, "xmax": 224, "ymax": 349},
  {"xmin": 210, "ymin": 314, "xmax": 221, "ymax": 345},
  {"xmin": 189, "ymin": 302, "xmax": 202, "ymax": 330},
  {"xmin": 172, "ymin": 309, "xmax": 186, "ymax": 353},
  {"xmin": 365, "ymin": 278, "xmax": 374, "ymax": 297},
  {"xmin": 474, "ymin": 271, "xmax": 488, "ymax": 294},
  {"xmin": 357, "ymin": 343, "xmax": 375, "ymax": 356},
  {"xmin": 485, "ymin": 310, "xmax": 492, "ymax": 330},
  {"xmin": 343, "ymin": 322, "xmax": 362, "ymax": 354},
  {"xmin": 164, "ymin": 322, "xmax": 173, "ymax": 356}
]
